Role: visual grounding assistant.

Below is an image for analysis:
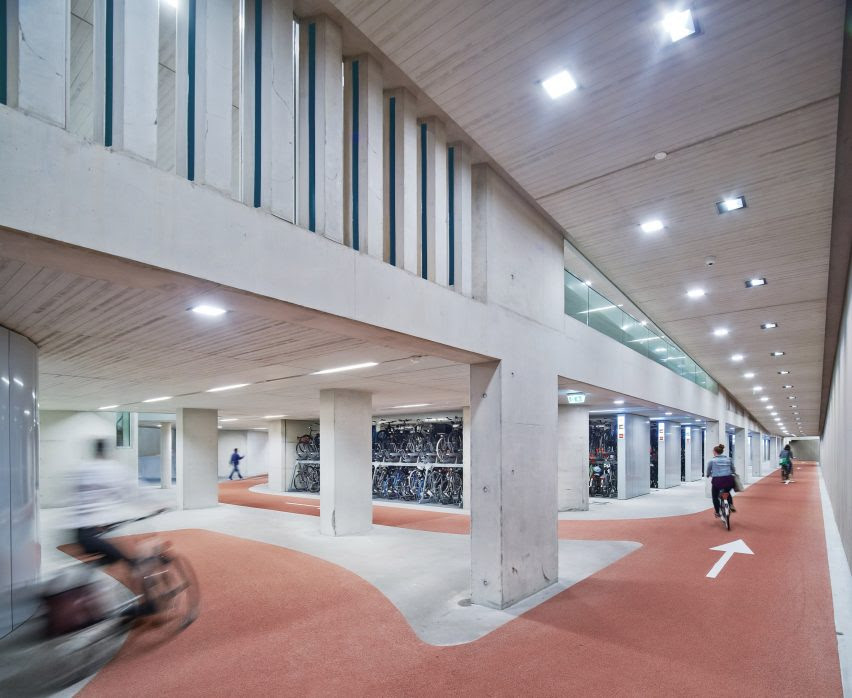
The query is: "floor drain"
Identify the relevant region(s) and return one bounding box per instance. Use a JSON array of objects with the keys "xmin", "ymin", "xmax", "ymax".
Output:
[{"xmin": 457, "ymin": 598, "xmax": 472, "ymax": 607}]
